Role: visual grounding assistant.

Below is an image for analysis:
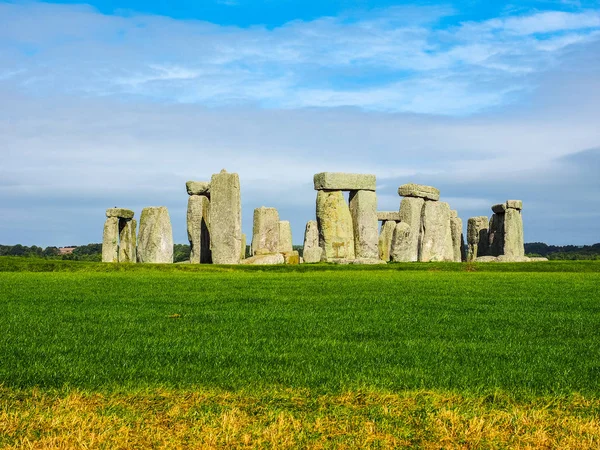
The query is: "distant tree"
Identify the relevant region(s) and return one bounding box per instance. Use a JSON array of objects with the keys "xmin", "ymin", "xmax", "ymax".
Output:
[{"xmin": 173, "ymin": 244, "xmax": 191, "ymax": 263}]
